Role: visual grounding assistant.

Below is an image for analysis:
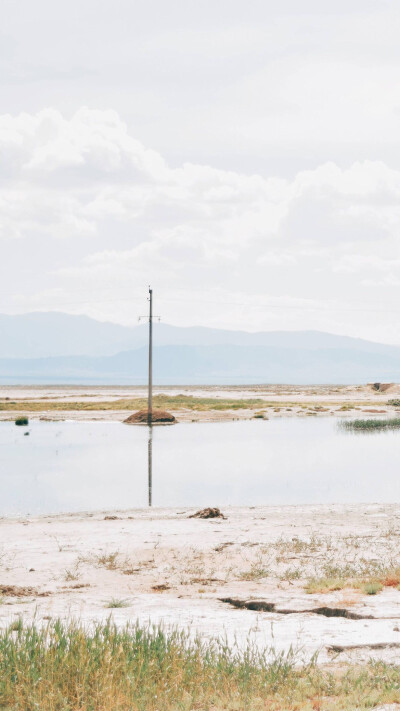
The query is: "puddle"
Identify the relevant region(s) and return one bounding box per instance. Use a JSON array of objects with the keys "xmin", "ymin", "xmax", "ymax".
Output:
[{"xmin": 1, "ymin": 418, "xmax": 400, "ymax": 515}]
